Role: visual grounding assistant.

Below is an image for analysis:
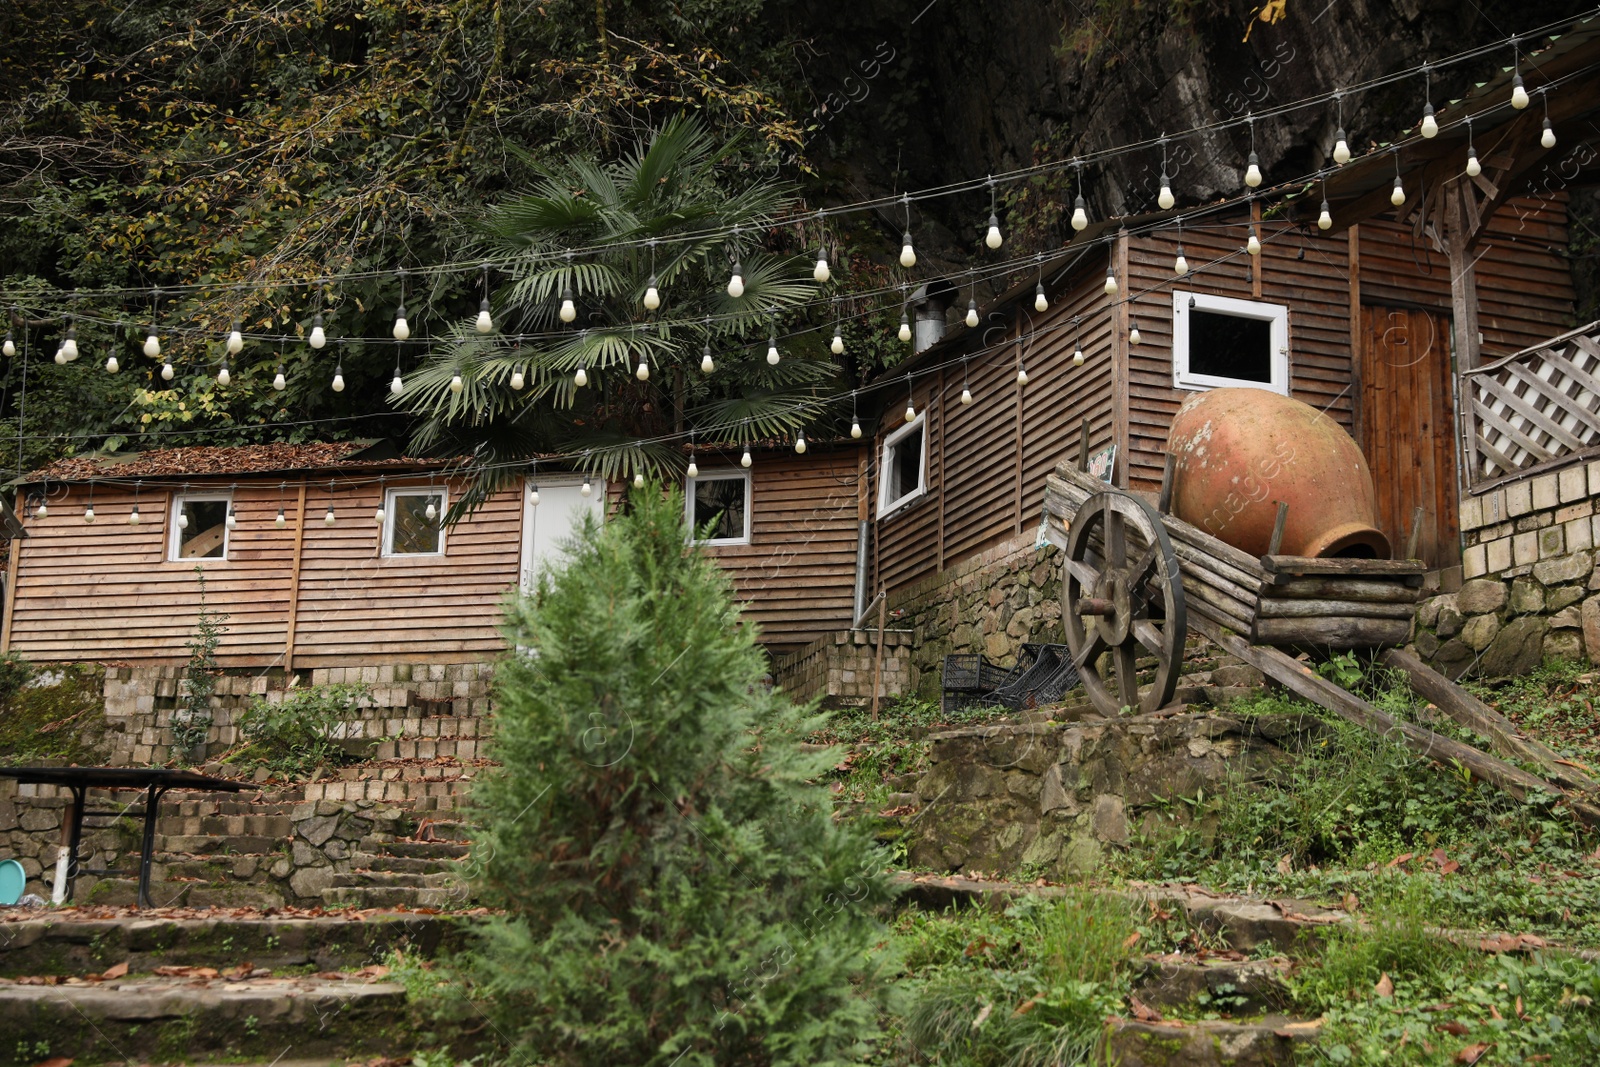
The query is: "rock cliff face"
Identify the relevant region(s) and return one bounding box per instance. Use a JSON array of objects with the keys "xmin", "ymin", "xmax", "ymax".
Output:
[{"xmin": 792, "ymin": 0, "xmax": 1591, "ymax": 249}]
